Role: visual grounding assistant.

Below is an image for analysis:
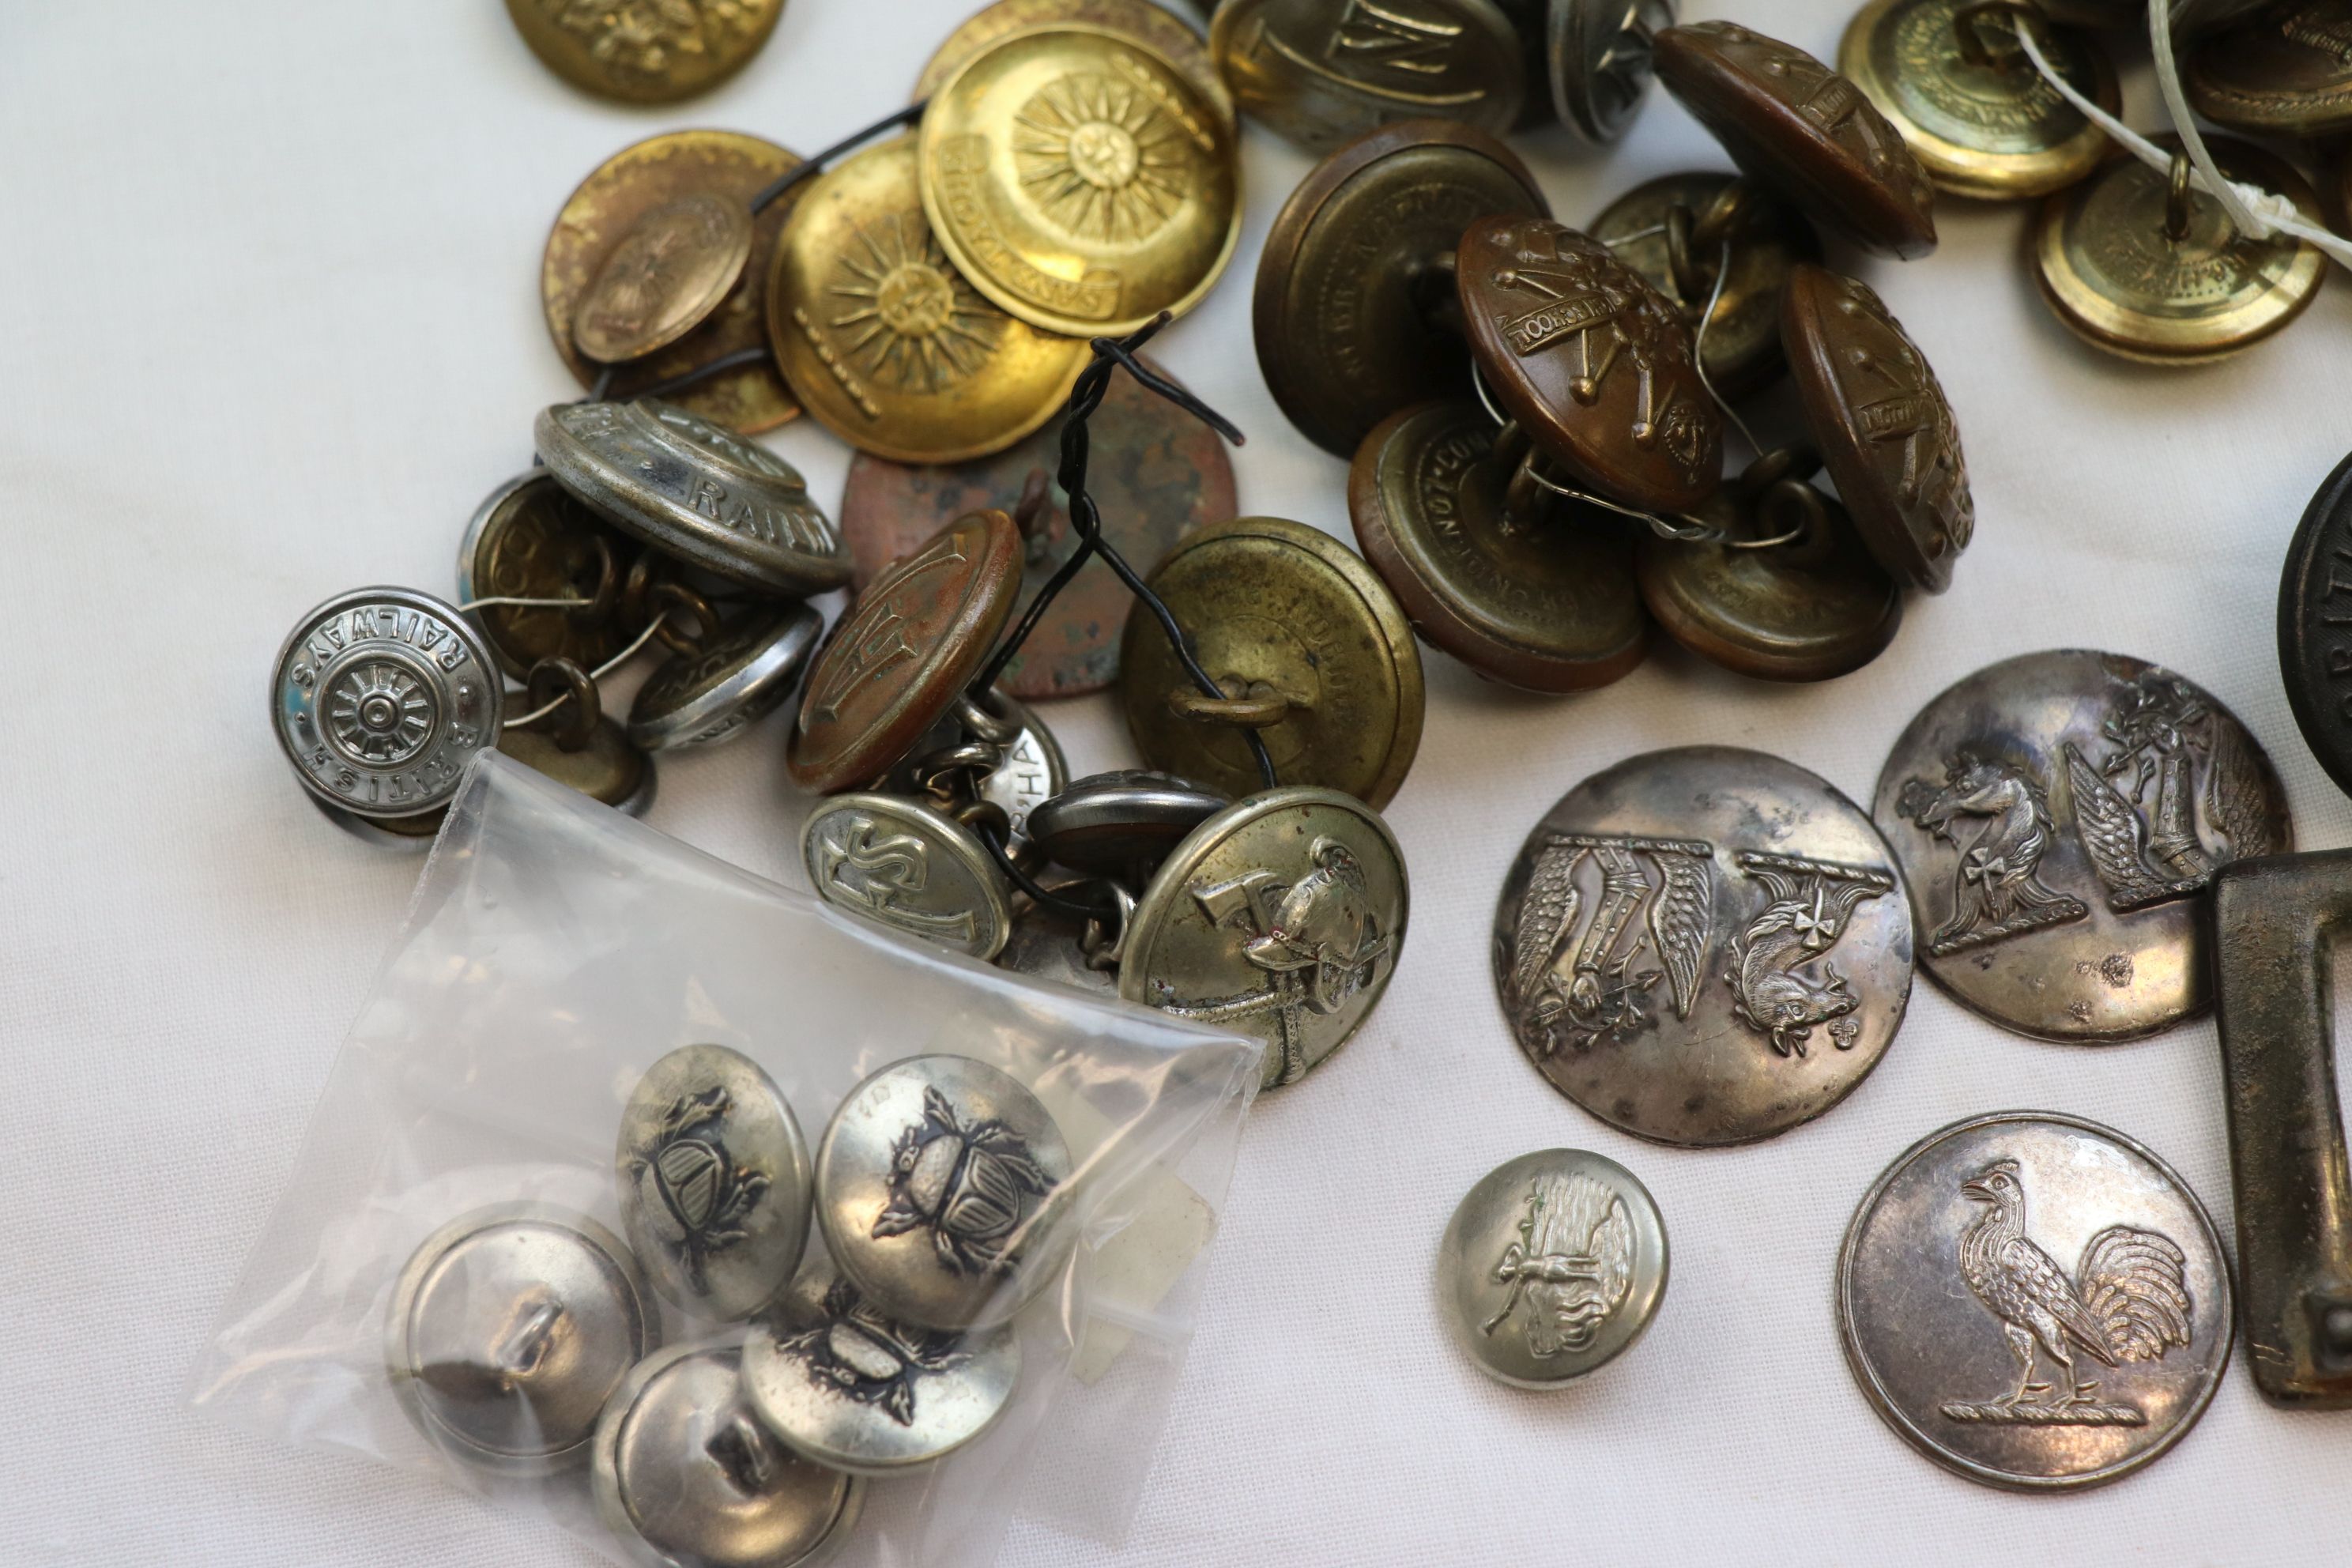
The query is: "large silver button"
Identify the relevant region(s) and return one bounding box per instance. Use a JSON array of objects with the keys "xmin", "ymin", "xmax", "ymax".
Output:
[
  {"xmin": 591, "ymin": 1341, "xmax": 863, "ymax": 1568},
  {"xmin": 801, "ymin": 794, "xmax": 1014, "ymax": 961},
  {"xmin": 1437, "ymin": 1149, "xmax": 1668, "ymax": 1388},
  {"xmin": 385, "ymin": 1202, "xmax": 659, "ymax": 1474},
  {"xmin": 739, "ymin": 1255, "xmax": 1021, "ymax": 1474},
  {"xmin": 813, "ymin": 1055, "xmax": 1074, "ymax": 1331},
  {"xmin": 617, "ymin": 1045, "xmax": 812, "ymax": 1323}
]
